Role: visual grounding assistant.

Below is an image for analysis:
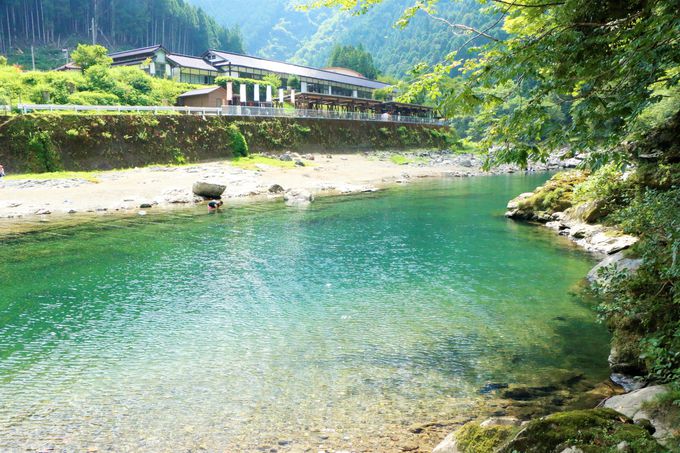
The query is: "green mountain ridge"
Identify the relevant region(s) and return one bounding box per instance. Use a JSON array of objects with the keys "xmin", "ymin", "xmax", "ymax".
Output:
[{"xmin": 188, "ymin": 0, "xmax": 497, "ymax": 77}]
